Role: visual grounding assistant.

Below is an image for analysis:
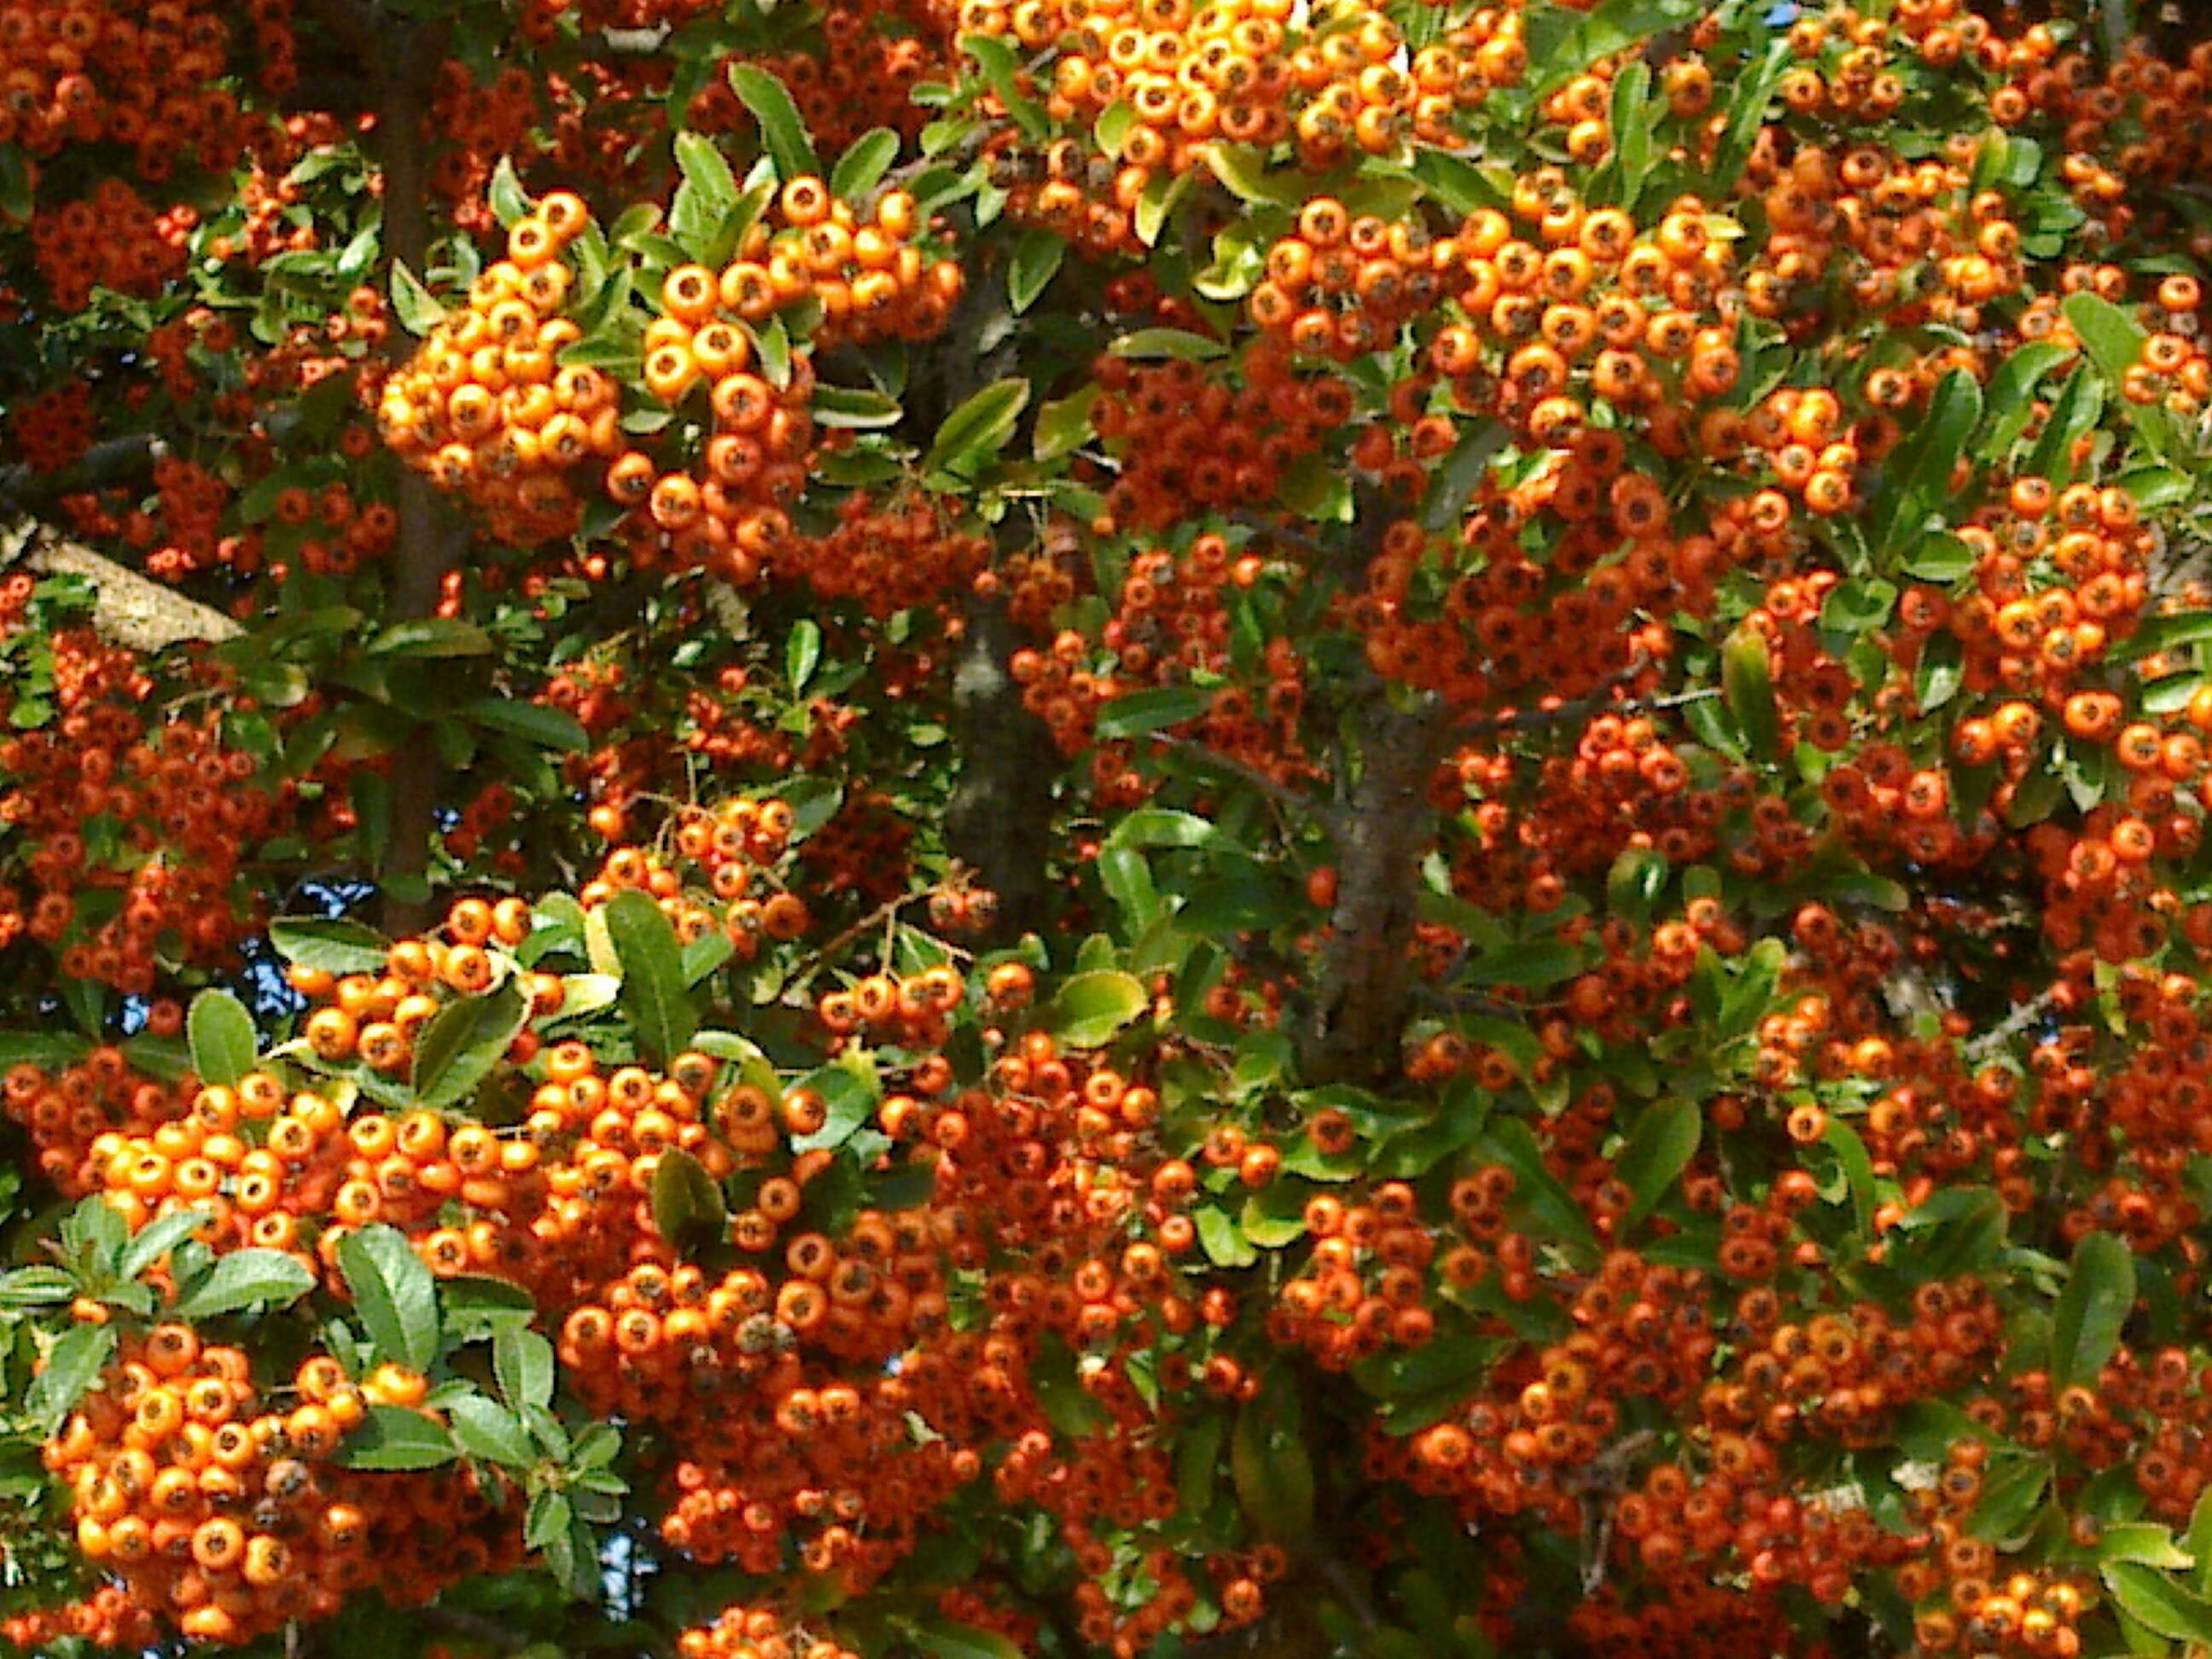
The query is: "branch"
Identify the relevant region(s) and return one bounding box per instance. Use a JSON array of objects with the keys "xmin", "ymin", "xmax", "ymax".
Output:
[
  {"xmin": 1301, "ymin": 692, "xmax": 1457, "ymax": 1085},
  {"xmin": 357, "ymin": 3, "xmax": 463, "ymax": 934},
  {"xmin": 298, "ymin": 0, "xmax": 379, "ymax": 60},
  {"xmin": 1151, "ymin": 735, "xmax": 1340, "ymax": 833},
  {"xmin": 944, "ymin": 593, "xmax": 1058, "ymax": 940},
  {"xmin": 4, "ymin": 523, "xmax": 242, "ymax": 652},
  {"xmin": 0, "ymin": 434, "xmax": 166, "ymax": 521},
  {"xmin": 1961, "ymin": 986, "xmax": 2064, "ymax": 1061}
]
